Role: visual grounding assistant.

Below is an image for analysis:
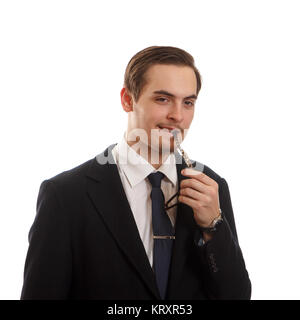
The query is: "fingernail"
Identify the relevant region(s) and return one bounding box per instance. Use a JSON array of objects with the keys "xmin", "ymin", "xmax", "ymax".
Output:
[{"xmin": 183, "ymin": 168, "xmax": 198, "ymax": 175}]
